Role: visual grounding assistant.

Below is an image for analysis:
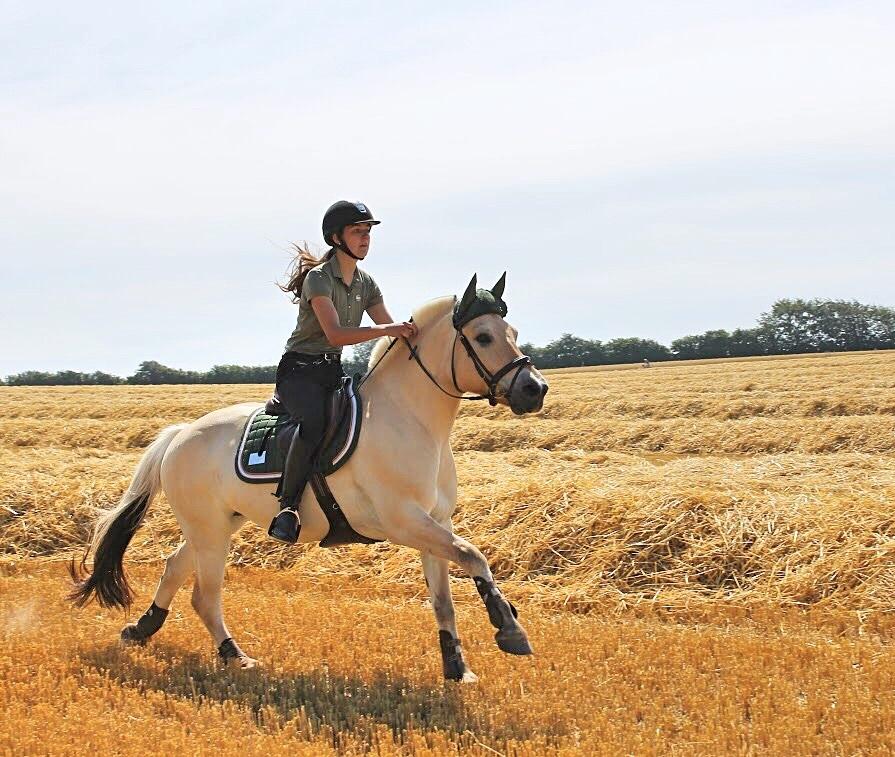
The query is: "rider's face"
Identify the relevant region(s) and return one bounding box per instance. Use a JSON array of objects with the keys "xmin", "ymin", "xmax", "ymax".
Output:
[{"xmin": 338, "ymin": 223, "xmax": 373, "ymax": 258}]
